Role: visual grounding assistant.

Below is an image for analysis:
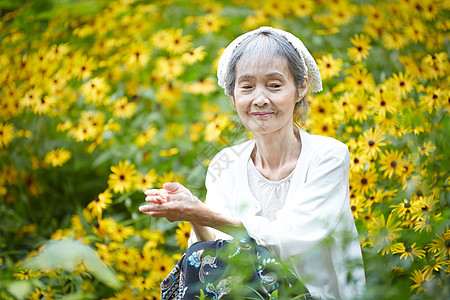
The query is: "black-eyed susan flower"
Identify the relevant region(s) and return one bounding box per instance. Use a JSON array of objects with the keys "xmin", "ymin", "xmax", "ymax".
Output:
[
  {"xmin": 80, "ymin": 77, "xmax": 110, "ymax": 106},
  {"xmin": 345, "ymin": 68, "xmax": 375, "ymax": 92},
  {"xmin": 183, "ymin": 78, "xmax": 217, "ymax": 95},
  {"xmin": 196, "ymin": 14, "xmax": 227, "ymax": 34},
  {"xmin": 152, "ymin": 254, "xmax": 175, "ymax": 280},
  {"xmin": 43, "ymin": 148, "xmax": 72, "ymax": 167},
  {"xmin": 131, "ymin": 275, "xmax": 155, "ymax": 292},
  {"xmin": 317, "ymin": 54, "xmax": 343, "ymax": 81},
  {"xmin": 87, "ymin": 189, "xmax": 113, "ymax": 217},
  {"xmin": 349, "ymin": 93, "xmax": 371, "ymax": 122},
  {"xmin": 13, "ymin": 269, "xmax": 41, "ymax": 280},
  {"xmin": 421, "ymin": 259, "xmax": 446, "ymax": 277},
  {"xmin": 292, "ymin": 0, "xmax": 314, "ymax": 18},
  {"xmin": 107, "ymin": 160, "xmax": 137, "ymax": 194},
  {"xmin": 348, "ymin": 34, "xmax": 372, "ymax": 62},
  {"xmin": 391, "ymin": 199, "xmax": 417, "ymax": 220},
  {"xmin": 419, "ymin": 88, "xmax": 444, "ymax": 113},
  {"xmin": 367, "ymin": 212, "xmax": 402, "ymax": 251},
  {"xmin": 181, "ymin": 46, "xmax": 206, "ymax": 65},
  {"xmin": 155, "ymin": 57, "xmax": 185, "ymax": 81},
  {"xmin": 26, "ymin": 287, "xmax": 56, "ymax": 300},
  {"xmin": 358, "ymin": 128, "xmax": 386, "ymax": 159},
  {"xmin": 369, "ymin": 84, "xmax": 400, "ymax": 118},
  {"xmin": 125, "ymin": 42, "xmax": 151, "ymax": 69},
  {"xmin": 393, "ymin": 242, "xmax": 426, "ymax": 261},
  {"xmin": 350, "ymin": 196, "xmax": 365, "ymax": 219},
  {"xmin": 351, "ymin": 167, "xmax": 378, "ymax": 196},
  {"xmin": 417, "ymin": 140, "xmax": 436, "ymax": 156},
  {"xmin": 135, "ymin": 169, "xmax": 158, "ymax": 191},
  {"xmin": 382, "ymin": 32, "xmax": 407, "ymax": 50},
  {"xmin": 386, "ymin": 72, "xmax": 416, "ymax": 99},
  {"xmin": 0, "ymin": 122, "xmax": 14, "ymax": 148},
  {"xmin": 112, "ymin": 97, "xmax": 137, "ymax": 119},
  {"xmin": 378, "ymin": 149, "xmax": 404, "ymax": 179},
  {"xmin": 175, "ymin": 221, "xmax": 191, "ymax": 250},
  {"xmin": 163, "ymin": 28, "xmax": 192, "ymax": 55},
  {"xmin": 409, "ymin": 269, "xmax": 433, "ymax": 294}
]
